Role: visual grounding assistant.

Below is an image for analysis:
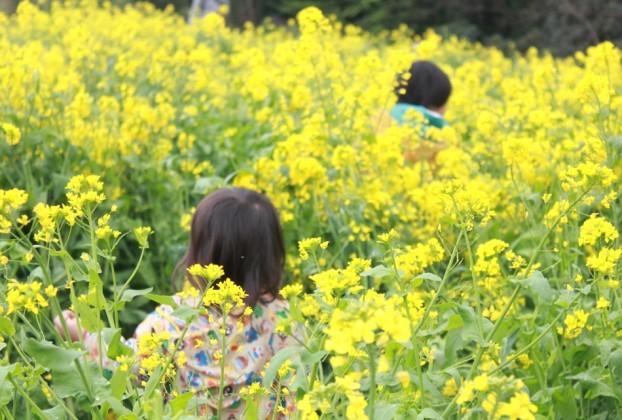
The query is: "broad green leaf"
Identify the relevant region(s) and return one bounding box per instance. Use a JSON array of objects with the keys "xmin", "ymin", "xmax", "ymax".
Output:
[
  {"xmin": 567, "ymin": 367, "xmax": 620, "ymax": 400},
  {"xmin": 193, "ymin": 176, "xmax": 224, "ymax": 194},
  {"xmin": 445, "ymin": 314, "xmax": 464, "ymax": 331},
  {"xmin": 42, "ymin": 405, "xmax": 67, "ymax": 420},
  {"xmin": 374, "ymin": 403, "xmax": 399, "ymax": 420},
  {"xmin": 144, "ymin": 294, "xmax": 178, "ymax": 307},
  {"xmin": 300, "ymin": 349, "xmax": 327, "ymax": 365},
  {"xmin": 0, "ymin": 317, "xmax": 15, "ymax": 336},
  {"xmin": 170, "ymin": 304, "xmax": 202, "ymax": 321},
  {"xmin": 109, "ymin": 368, "xmax": 130, "ymax": 400},
  {"xmin": 0, "ymin": 365, "xmax": 16, "ymax": 405},
  {"xmin": 242, "ymin": 395, "xmax": 259, "ymax": 420},
  {"xmin": 360, "ymin": 265, "xmax": 395, "ymax": 279},
  {"xmin": 417, "ymin": 408, "xmax": 444, "ymax": 419},
  {"xmin": 262, "ymin": 346, "xmax": 299, "ymax": 387},
  {"xmin": 416, "ymin": 272, "xmax": 442, "ymax": 282},
  {"xmin": 144, "ymin": 365, "xmax": 164, "ymax": 399},
  {"xmin": 23, "ymin": 339, "xmax": 83, "ymax": 370},
  {"xmin": 455, "ymin": 305, "xmax": 484, "ymax": 344},
  {"xmin": 105, "ymin": 328, "xmax": 133, "ymax": 360},
  {"xmin": 100, "ymin": 397, "xmax": 132, "ymax": 416},
  {"xmin": 512, "ymin": 270, "xmax": 553, "ymax": 305},
  {"xmin": 51, "ymin": 365, "xmax": 88, "ymax": 399},
  {"xmin": 120, "ymin": 287, "xmax": 154, "ymax": 302},
  {"xmin": 74, "ymin": 299, "xmax": 100, "ymax": 333},
  {"xmin": 170, "ymin": 391, "xmax": 195, "ymax": 415}
]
